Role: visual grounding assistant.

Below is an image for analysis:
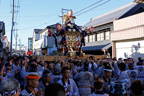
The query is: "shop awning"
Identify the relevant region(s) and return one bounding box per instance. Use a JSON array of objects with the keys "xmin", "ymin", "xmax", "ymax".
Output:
[{"xmin": 82, "ymin": 42, "xmax": 112, "ymax": 51}]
